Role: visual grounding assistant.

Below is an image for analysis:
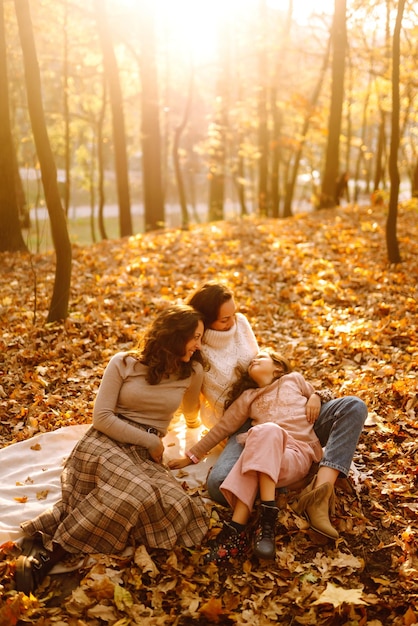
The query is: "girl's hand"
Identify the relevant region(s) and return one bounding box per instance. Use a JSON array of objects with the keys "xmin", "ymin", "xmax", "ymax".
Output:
[
  {"xmin": 306, "ymin": 394, "xmax": 321, "ymax": 423},
  {"xmin": 149, "ymin": 437, "xmax": 164, "ymax": 463},
  {"xmin": 168, "ymin": 457, "xmax": 193, "ymax": 469}
]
